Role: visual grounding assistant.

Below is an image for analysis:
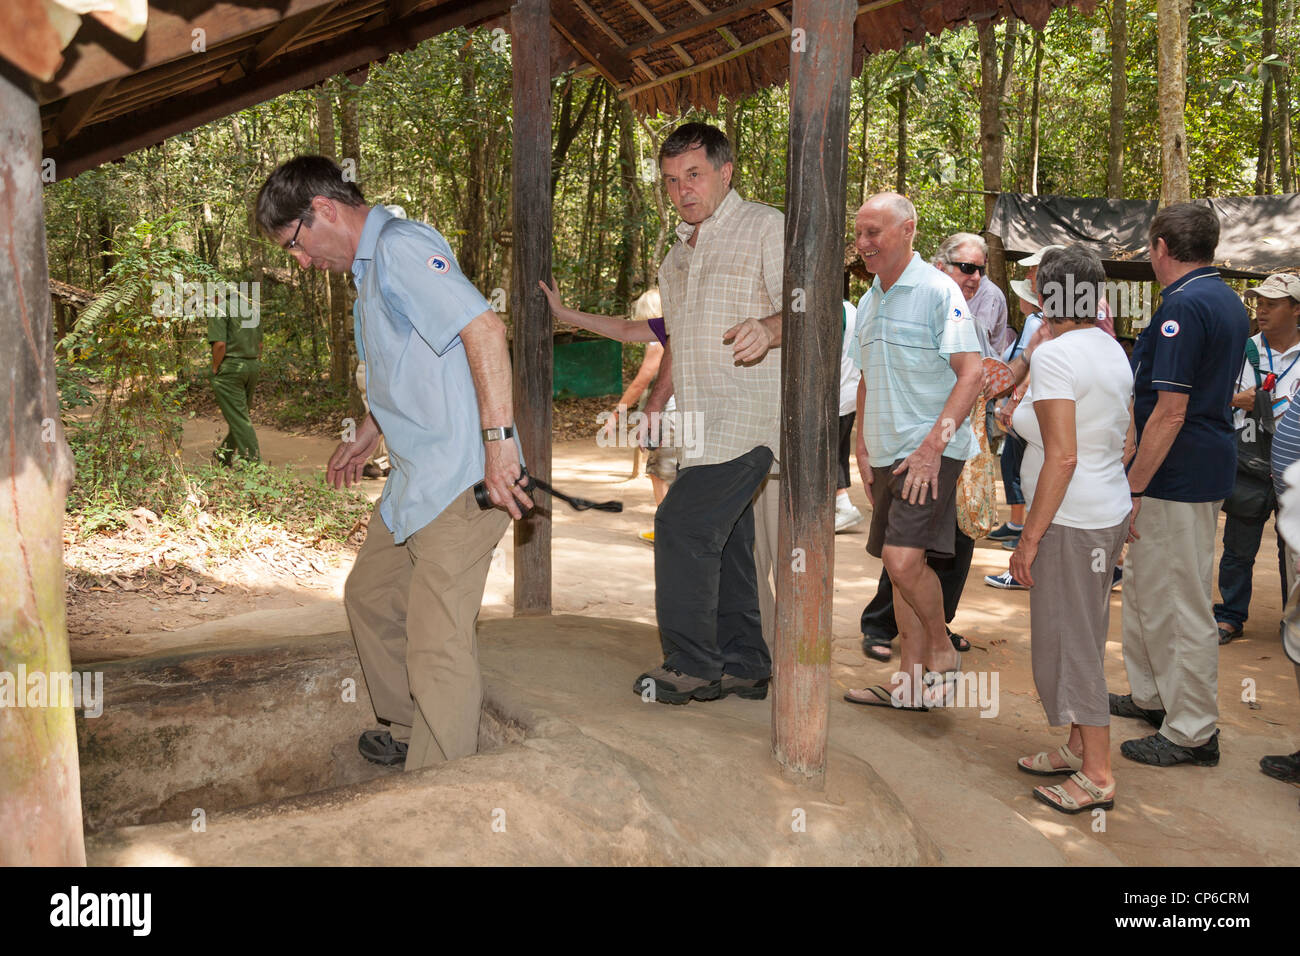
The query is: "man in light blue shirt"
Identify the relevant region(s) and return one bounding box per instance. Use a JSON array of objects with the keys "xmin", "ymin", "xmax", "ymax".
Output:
[
  {"xmin": 256, "ymin": 156, "xmax": 531, "ymax": 771},
  {"xmin": 844, "ymin": 193, "xmax": 982, "ymax": 711}
]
